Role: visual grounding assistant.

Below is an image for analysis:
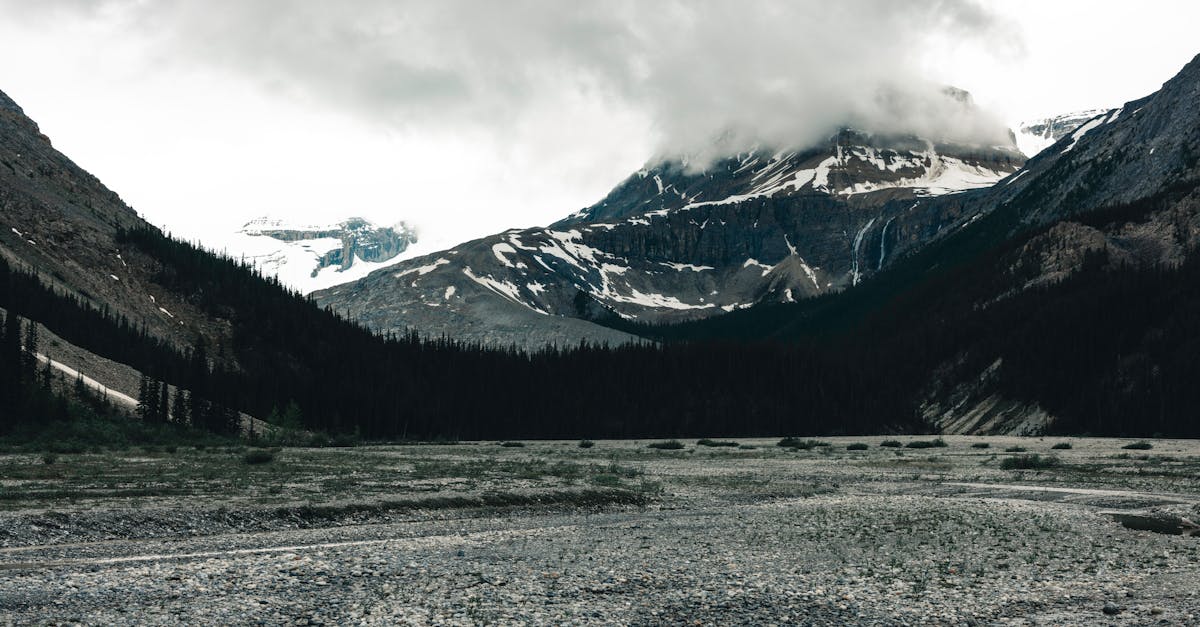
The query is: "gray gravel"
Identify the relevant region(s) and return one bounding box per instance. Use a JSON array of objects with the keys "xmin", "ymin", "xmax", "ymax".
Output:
[{"xmin": 3, "ymin": 437, "xmax": 1200, "ymax": 625}]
